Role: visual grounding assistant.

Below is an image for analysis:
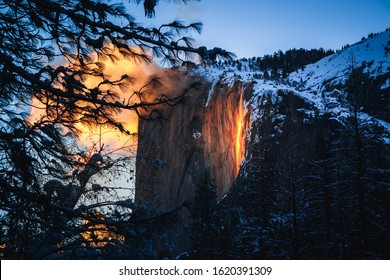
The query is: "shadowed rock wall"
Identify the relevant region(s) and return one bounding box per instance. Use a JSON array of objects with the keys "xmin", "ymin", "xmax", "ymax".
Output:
[{"xmin": 135, "ymin": 77, "xmax": 251, "ymax": 210}]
